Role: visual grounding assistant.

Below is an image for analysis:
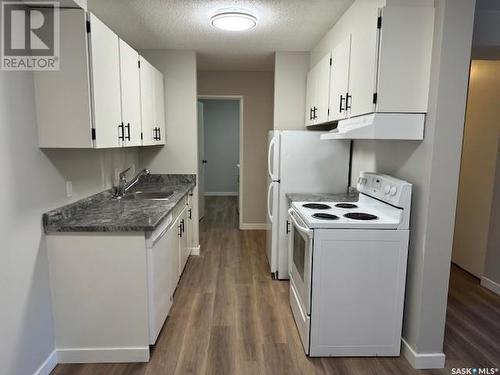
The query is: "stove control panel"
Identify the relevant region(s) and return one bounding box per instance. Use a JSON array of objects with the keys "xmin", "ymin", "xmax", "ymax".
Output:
[{"xmin": 357, "ymin": 172, "xmax": 412, "ymax": 208}]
